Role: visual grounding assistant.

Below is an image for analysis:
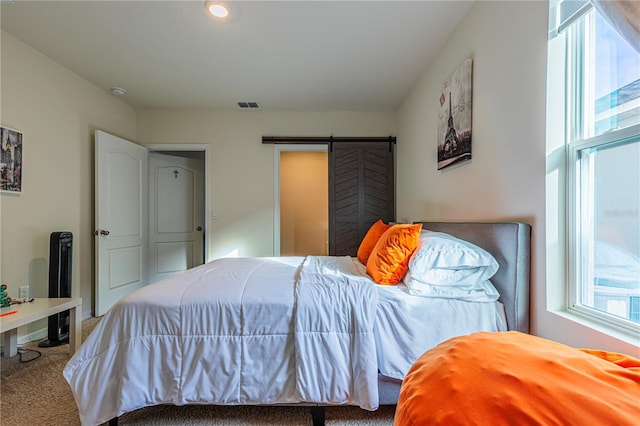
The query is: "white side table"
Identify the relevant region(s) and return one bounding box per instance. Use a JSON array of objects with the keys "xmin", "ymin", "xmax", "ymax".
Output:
[{"xmin": 0, "ymin": 298, "xmax": 83, "ymax": 357}]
